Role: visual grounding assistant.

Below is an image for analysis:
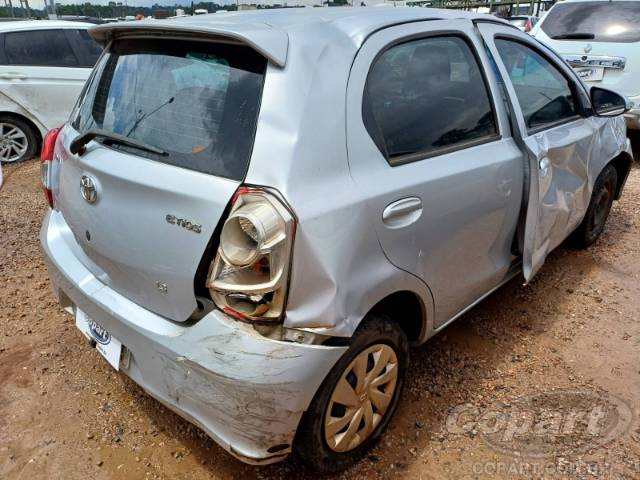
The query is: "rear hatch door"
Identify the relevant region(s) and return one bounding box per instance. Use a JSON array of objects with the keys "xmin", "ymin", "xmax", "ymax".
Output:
[
  {"xmin": 54, "ymin": 37, "xmax": 267, "ymax": 321},
  {"xmin": 534, "ymin": 1, "xmax": 640, "ymax": 97}
]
